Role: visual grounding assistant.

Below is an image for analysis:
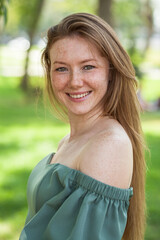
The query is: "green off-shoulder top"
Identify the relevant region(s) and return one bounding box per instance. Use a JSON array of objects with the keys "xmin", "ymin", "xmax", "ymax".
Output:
[{"xmin": 19, "ymin": 153, "xmax": 133, "ymax": 240}]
